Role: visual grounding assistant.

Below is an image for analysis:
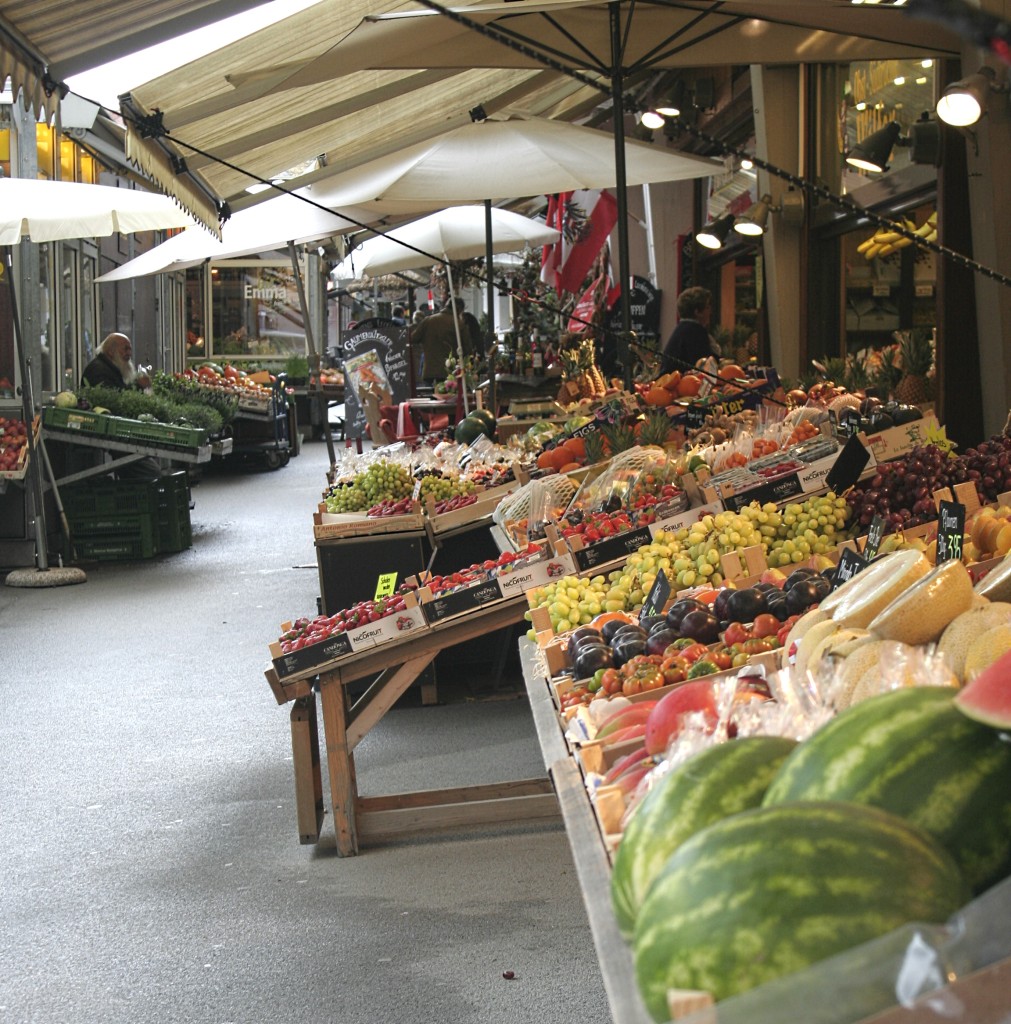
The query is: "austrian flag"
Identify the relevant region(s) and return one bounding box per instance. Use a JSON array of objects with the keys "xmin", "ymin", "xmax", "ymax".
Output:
[{"xmin": 540, "ymin": 189, "xmax": 619, "ymax": 296}]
